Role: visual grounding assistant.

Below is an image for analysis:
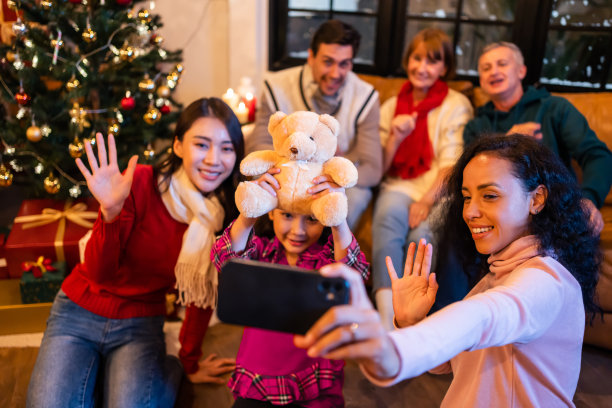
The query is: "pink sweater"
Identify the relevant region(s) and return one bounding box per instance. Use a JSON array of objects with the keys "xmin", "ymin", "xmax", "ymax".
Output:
[{"xmin": 365, "ymin": 235, "xmax": 584, "ymax": 407}]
